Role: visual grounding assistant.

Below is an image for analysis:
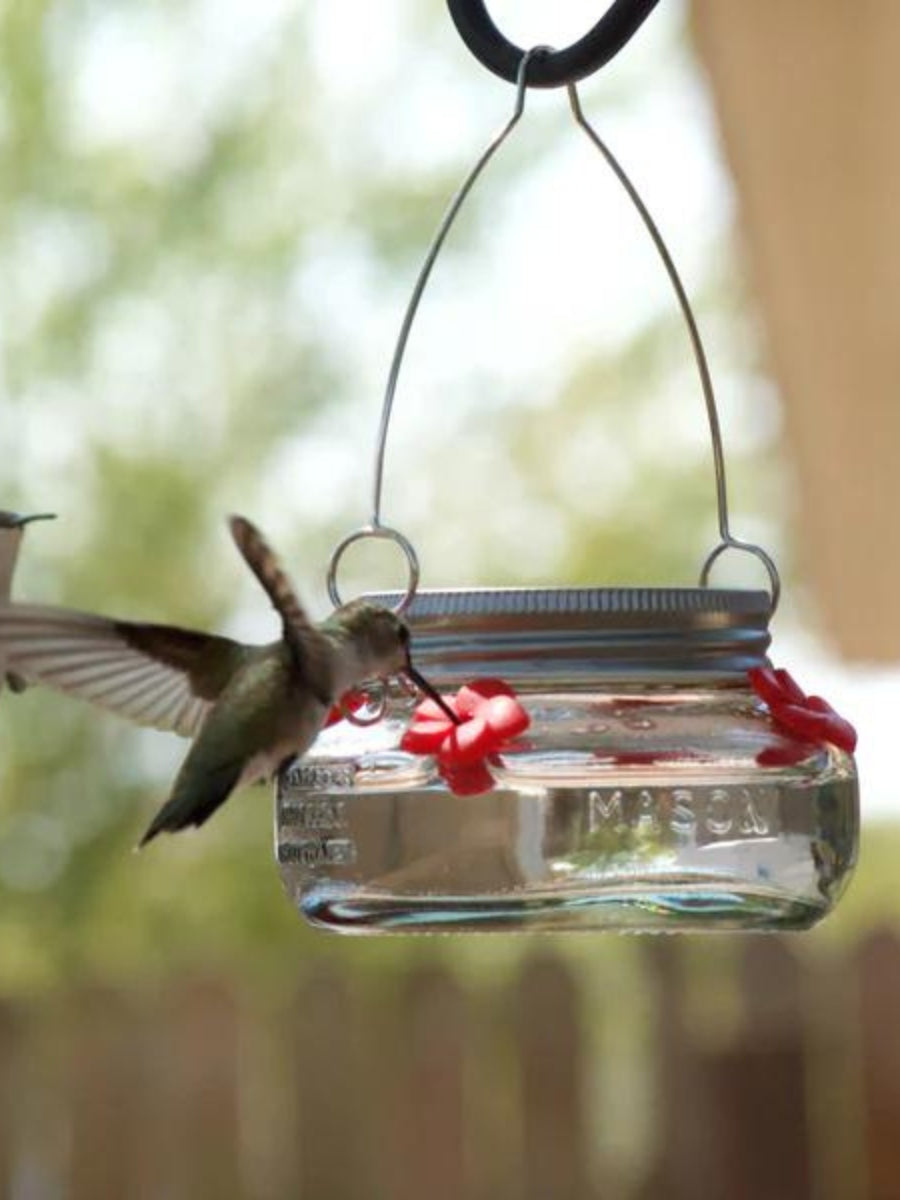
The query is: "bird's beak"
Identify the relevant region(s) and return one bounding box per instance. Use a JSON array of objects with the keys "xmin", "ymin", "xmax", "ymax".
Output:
[
  {"xmin": 405, "ymin": 658, "xmax": 460, "ymax": 725},
  {"xmin": 16, "ymin": 513, "xmax": 56, "ymax": 527}
]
